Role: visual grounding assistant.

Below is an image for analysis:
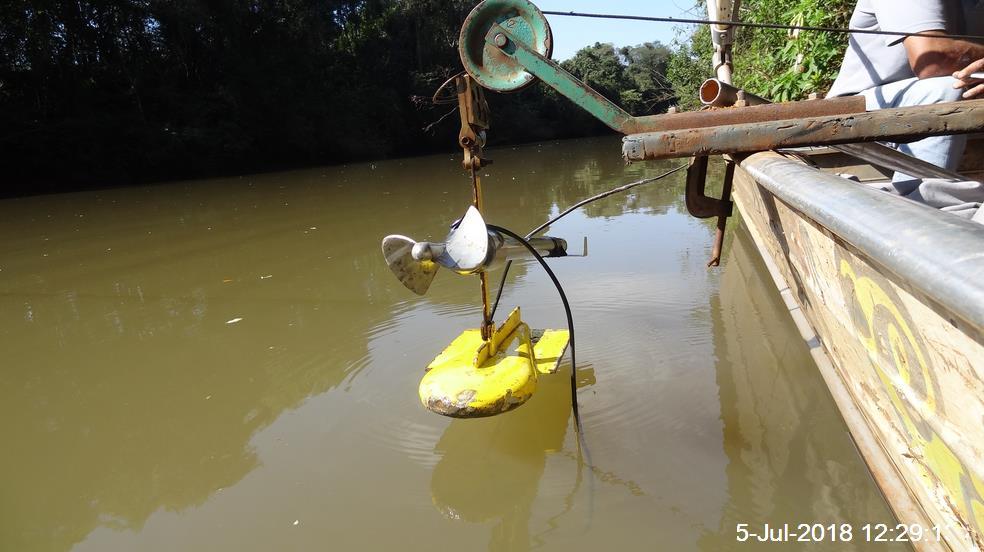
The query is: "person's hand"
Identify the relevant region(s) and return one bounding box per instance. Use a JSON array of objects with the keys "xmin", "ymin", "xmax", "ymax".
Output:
[{"xmin": 953, "ymin": 58, "xmax": 984, "ymax": 98}]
